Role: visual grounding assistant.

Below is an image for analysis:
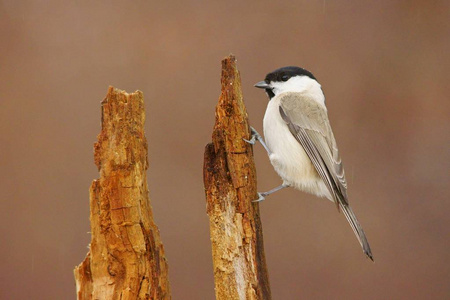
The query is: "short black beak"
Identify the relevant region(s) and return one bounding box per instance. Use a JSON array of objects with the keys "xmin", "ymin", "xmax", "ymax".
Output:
[{"xmin": 254, "ymin": 81, "xmax": 271, "ymax": 89}]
